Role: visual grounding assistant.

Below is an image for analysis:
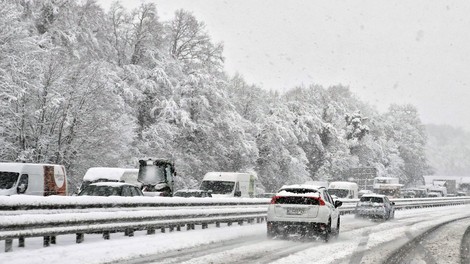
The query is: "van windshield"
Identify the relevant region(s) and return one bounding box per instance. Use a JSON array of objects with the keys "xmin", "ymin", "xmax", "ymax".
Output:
[
  {"xmin": 328, "ymin": 189, "xmax": 349, "ymax": 198},
  {"xmin": 0, "ymin": 172, "xmax": 20, "ymax": 189},
  {"xmin": 200, "ymin": 181, "xmax": 234, "ymax": 194}
]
